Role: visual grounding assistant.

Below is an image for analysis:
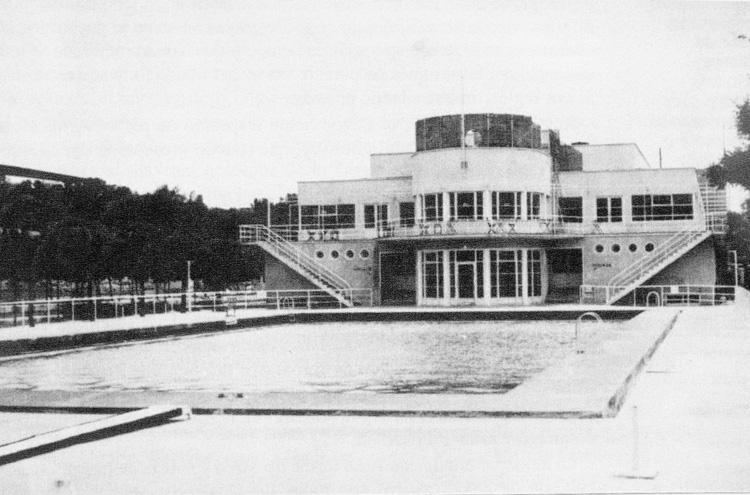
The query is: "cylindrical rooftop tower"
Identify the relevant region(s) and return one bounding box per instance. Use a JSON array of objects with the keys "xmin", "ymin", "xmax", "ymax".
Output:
[{"xmin": 415, "ymin": 113, "xmax": 542, "ymax": 152}]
